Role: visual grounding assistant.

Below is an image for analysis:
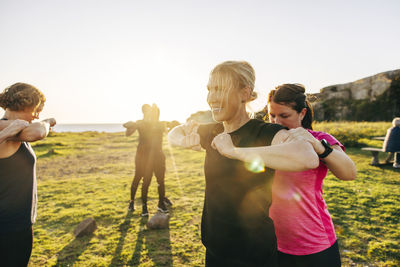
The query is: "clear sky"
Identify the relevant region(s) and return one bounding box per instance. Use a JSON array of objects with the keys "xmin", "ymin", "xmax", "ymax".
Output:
[{"xmin": 1, "ymin": 0, "xmax": 399, "ymax": 123}]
